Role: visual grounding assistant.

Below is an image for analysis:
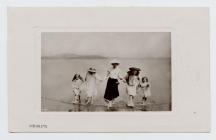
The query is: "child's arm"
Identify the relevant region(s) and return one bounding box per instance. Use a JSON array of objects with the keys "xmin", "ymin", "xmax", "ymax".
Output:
[
  {"xmin": 146, "ymin": 82, "xmax": 150, "ymax": 88},
  {"xmin": 85, "ymin": 73, "xmax": 88, "ymax": 81},
  {"xmin": 95, "ymin": 73, "xmax": 104, "ymax": 82}
]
